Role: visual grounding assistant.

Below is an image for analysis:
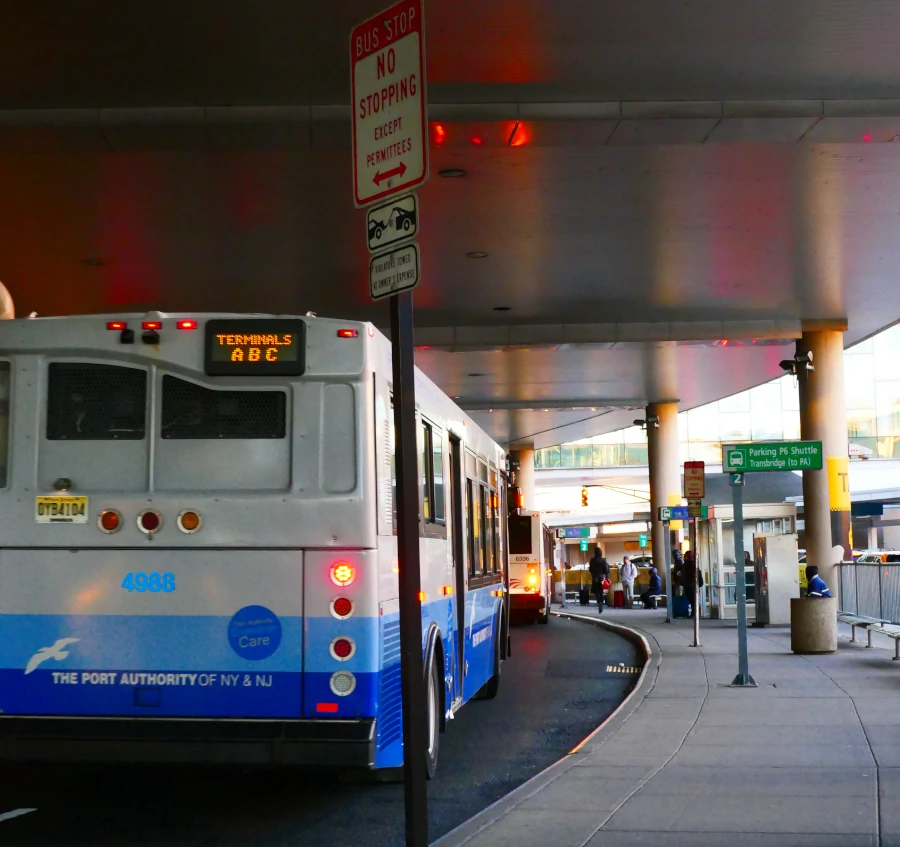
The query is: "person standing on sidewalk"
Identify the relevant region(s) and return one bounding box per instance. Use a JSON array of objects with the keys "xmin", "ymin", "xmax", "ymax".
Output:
[
  {"xmin": 682, "ymin": 549, "xmax": 703, "ymax": 617},
  {"xmin": 589, "ymin": 545, "xmax": 610, "ymax": 614},
  {"xmin": 620, "ymin": 555, "xmax": 638, "ymax": 608}
]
